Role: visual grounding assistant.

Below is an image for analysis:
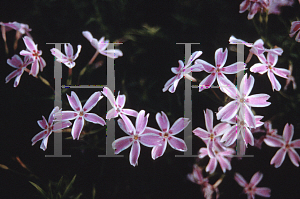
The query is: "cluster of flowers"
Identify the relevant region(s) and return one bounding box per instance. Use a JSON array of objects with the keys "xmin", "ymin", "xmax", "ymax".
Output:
[
  {"xmin": 2, "ymin": 11, "xmax": 299, "ymax": 198},
  {"xmin": 239, "ymin": 0, "xmax": 300, "ymax": 19}
]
